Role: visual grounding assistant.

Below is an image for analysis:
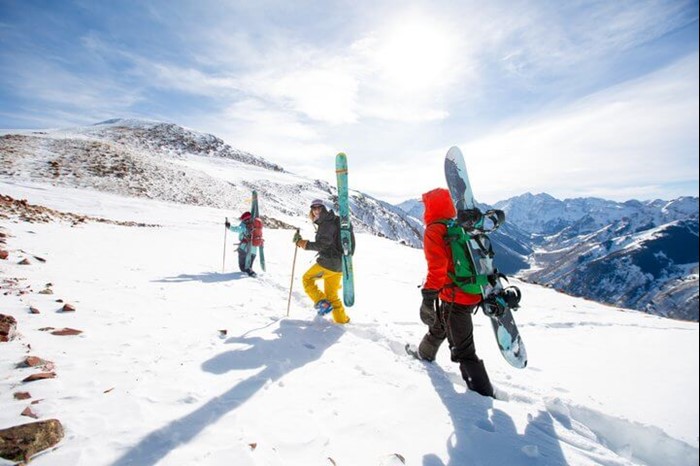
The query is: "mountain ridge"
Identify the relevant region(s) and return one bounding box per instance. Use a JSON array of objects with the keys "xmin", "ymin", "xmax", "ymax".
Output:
[
  {"xmin": 2, "ymin": 119, "xmax": 697, "ymax": 320},
  {"xmin": 0, "ymin": 119, "xmax": 424, "ymax": 247}
]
